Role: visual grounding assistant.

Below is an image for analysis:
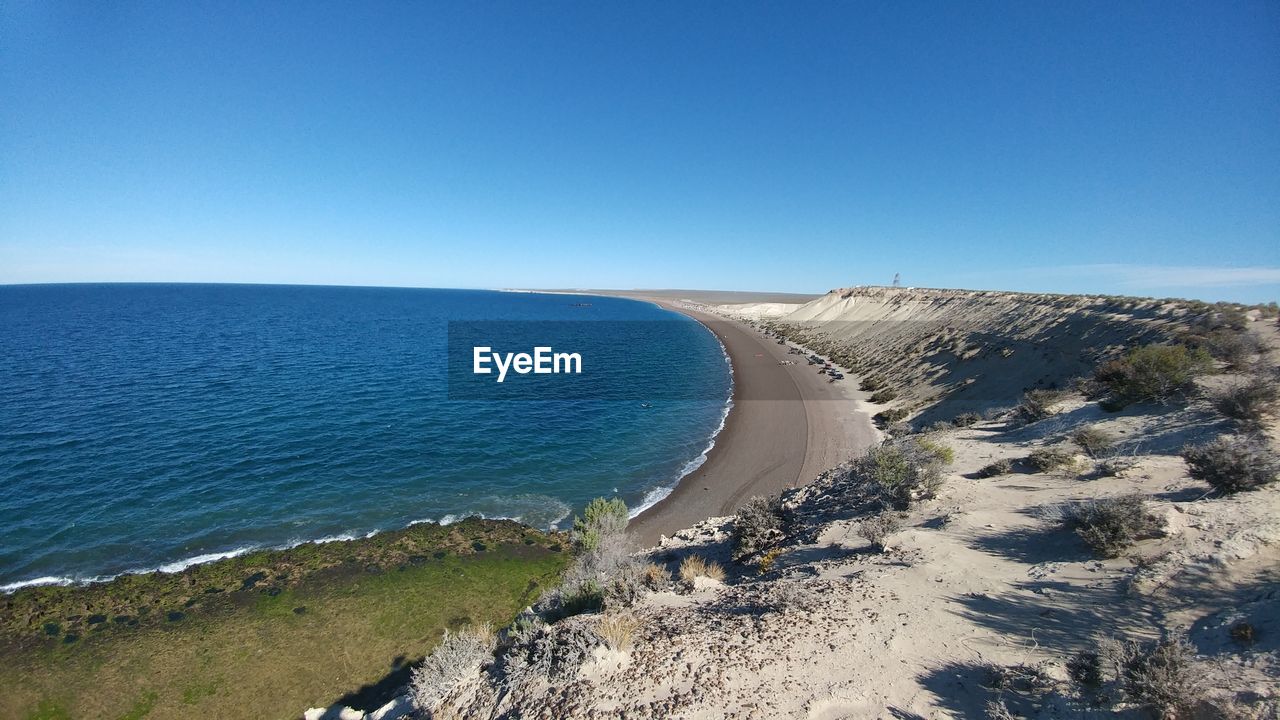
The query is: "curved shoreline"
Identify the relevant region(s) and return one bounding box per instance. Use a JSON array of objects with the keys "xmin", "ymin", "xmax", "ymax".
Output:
[
  {"xmin": 614, "ymin": 294, "xmax": 878, "ymax": 545},
  {"xmin": 2, "ymin": 290, "xmax": 872, "ymax": 592}
]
